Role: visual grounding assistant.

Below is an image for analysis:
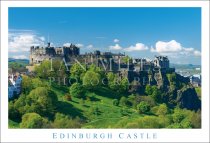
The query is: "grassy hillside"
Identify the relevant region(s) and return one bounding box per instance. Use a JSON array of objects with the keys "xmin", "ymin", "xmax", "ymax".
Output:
[{"xmin": 51, "ymin": 84, "xmax": 141, "ymax": 128}]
